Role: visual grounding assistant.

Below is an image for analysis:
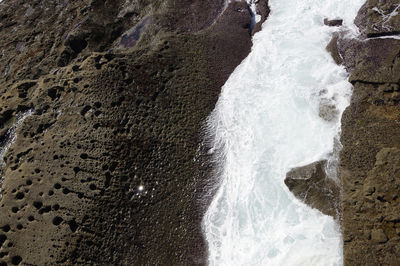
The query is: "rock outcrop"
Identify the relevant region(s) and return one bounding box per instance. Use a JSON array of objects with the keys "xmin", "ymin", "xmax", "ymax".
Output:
[
  {"xmin": 285, "ymin": 160, "xmax": 340, "ymax": 218},
  {"xmin": 335, "ymin": 0, "xmax": 400, "ymax": 264},
  {"xmin": 0, "ymin": 0, "xmax": 262, "ymax": 265},
  {"xmin": 324, "ymin": 18, "xmax": 343, "ymax": 27}
]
